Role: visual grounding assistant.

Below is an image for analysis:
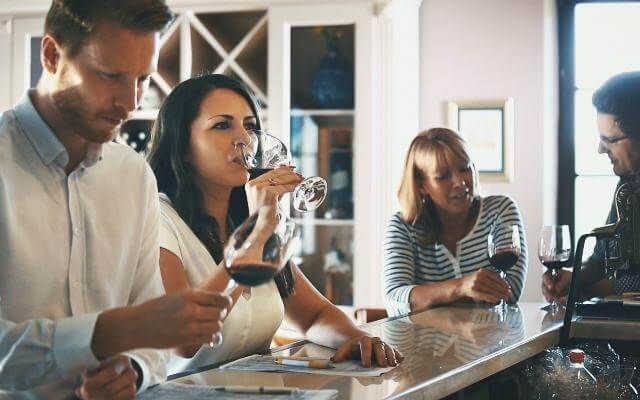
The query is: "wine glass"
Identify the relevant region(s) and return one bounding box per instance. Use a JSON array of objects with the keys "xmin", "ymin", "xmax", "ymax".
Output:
[
  {"xmin": 539, "ymin": 225, "xmax": 571, "ymax": 312},
  {"xmin": 210, "ymin": 205, "xmax": 300, "ymax": 347},
  {"xmin": 241, "ymin": 129, "xmax": 328, "ymax": 212},
  {"xmin": 487, "ymin": 224, "xmax": 521, "ymax": 311}
]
